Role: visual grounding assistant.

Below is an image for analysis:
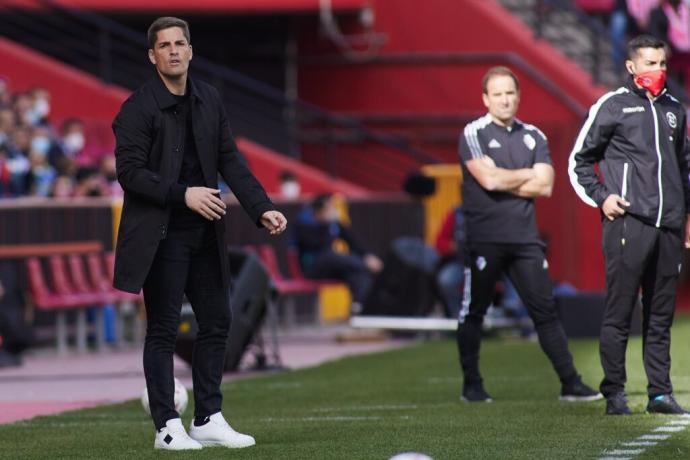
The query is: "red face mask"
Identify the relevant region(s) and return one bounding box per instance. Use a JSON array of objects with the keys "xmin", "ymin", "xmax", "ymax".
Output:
[{"xmin": 634, "ymin": 69, "xmax": 667, "ymax": 97}]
